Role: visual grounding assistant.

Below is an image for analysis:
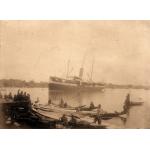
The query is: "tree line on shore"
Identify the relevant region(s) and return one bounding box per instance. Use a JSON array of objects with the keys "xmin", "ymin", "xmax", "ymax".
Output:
[
  {"xmin": 0, "ymin": 79, "xmax": 150, "ymax": 90},
  {"xmin": 0, "ymin": 79, "xmax": 48, "ymax": 88}
]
